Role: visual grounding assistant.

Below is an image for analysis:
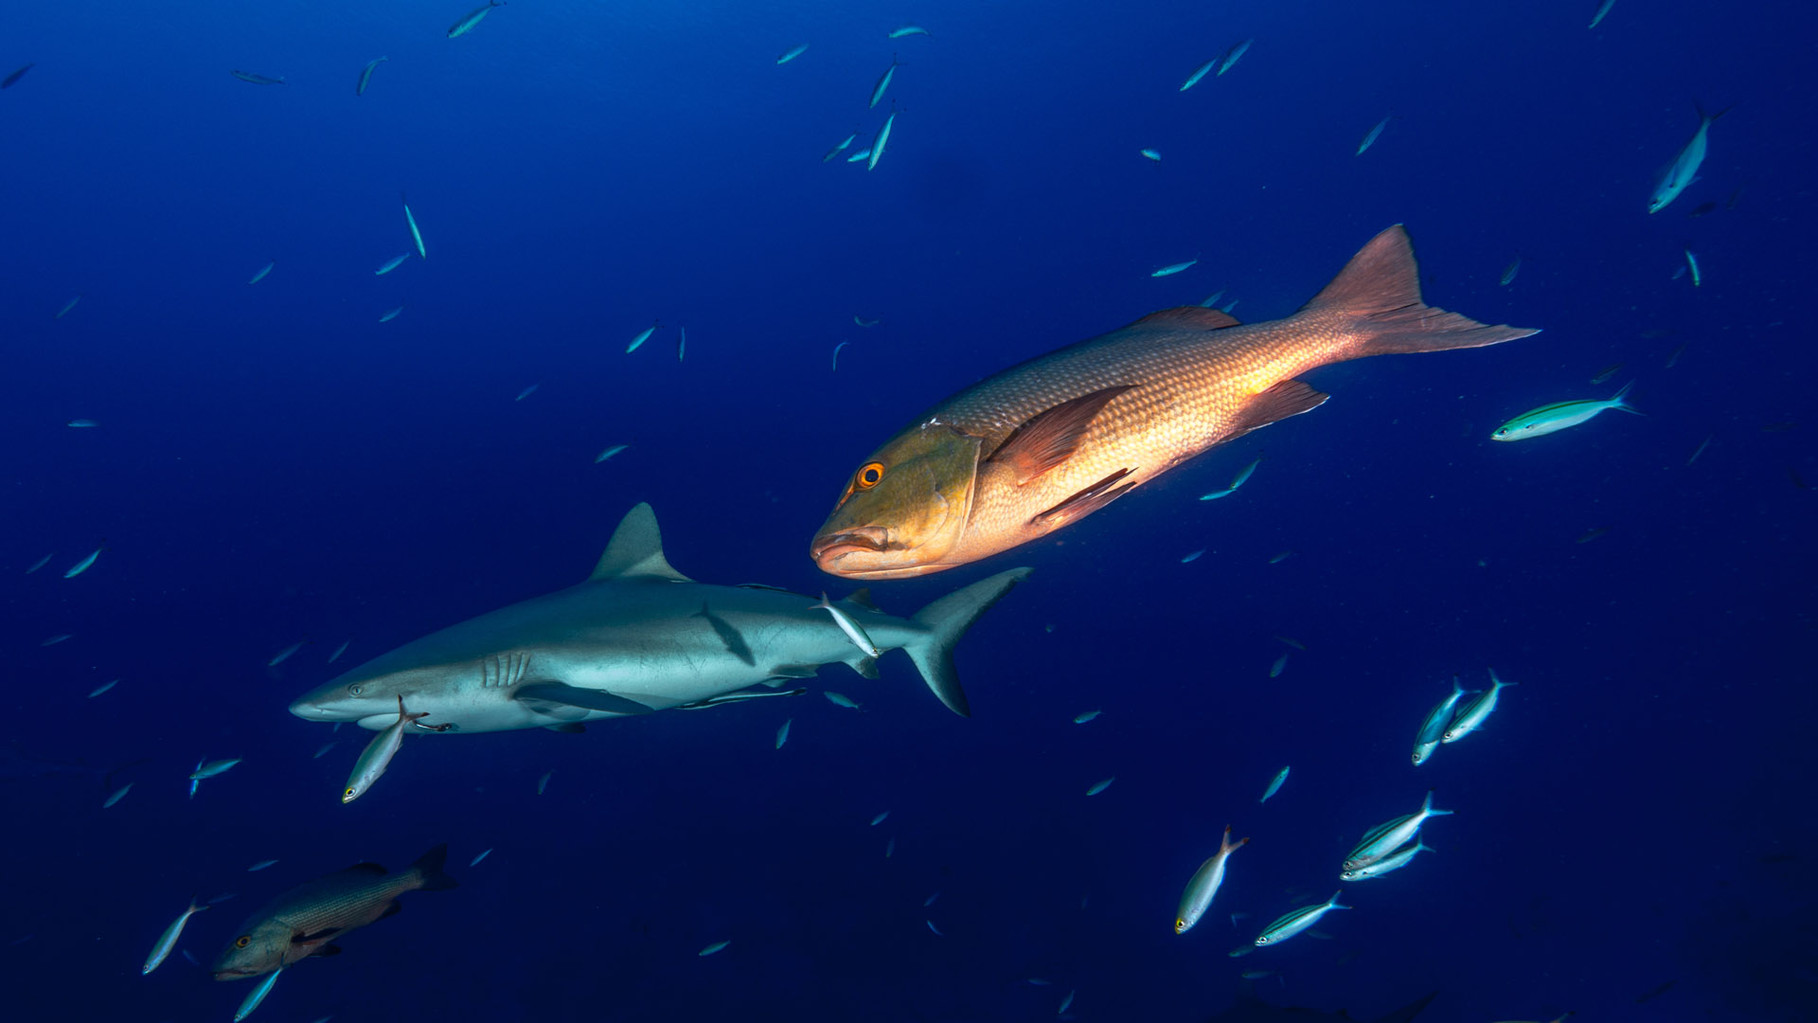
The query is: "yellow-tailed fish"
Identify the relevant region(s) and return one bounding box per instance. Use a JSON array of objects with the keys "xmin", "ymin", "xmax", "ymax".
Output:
[
  {"xmin": 212, "ymin": 845, "xmax": 455, "ymax": 980},
  {"xmin": 143, "ymin": 897, "xmax": 209, "ymax": 974},
  {"xmin": 248, "ymin": 260, "xmax": 275, "ymax": 285},
  {"xmin": 233, "ymin": 967, "xmax": 281, "ymax": 1021},
  {"xmin": 776, "ymin": 43, "xmax": 809, "ymax": 65},
  {"xmin": 1341, "ymin": 791, "xmax": 1451, "ymax": 872},
  {"xmin": 809, "ymin": 592, "xmax": 883, "ymax": 657},
  {"xmin": 448, "ymin": 1, "xmax": 504, "ymax": 39},
  {"xmin": 870, "ymin": 56, "xmax": 900, "ymax": 110},
  {"xmin": 1341, "ymin": 839, "xmax": 1431, "ymax": 881},
  {"xmin": 1259, "ymin": 765, "xmax": 1289, "ymax": 803},
  {"xmin": 342, "ymin": 696, "xmax": 428, "ymax": 803},
  {"xmin": 1492, "ymin": 382, "xmax": 1639, "ymax": 441},
  {"xmin": 1413, "ymin": 677, "xmax": 1466, "ymax": 766},
  {"xmin": 868, "ymin": 111, "xmax": 895, "ymax": 171},
  {"xmin": 375, "ymin": 253, "xmax": 409, "ymax": 275},
  {"xmin": 64, "ymin": 545, "xmax": 103, "ymax": 578},
  {"xmin": 811, "ymin": 226, "xmax": 1536, "ymax": 578},
  {"xmin": 1175, "ymin": 826, "xmax": 1248, "ymax": 934},
  {"xmin": 356, "ymin": 56, "xmax": 387, "ymax": 96},
  {"xmin": 1180, "ymin": 59, "xmax": 1215, "ymax": 92},
  {"xmin": 401, "ymin": 193, "xmax": 426, "ymax": 259},
  {"xmin": 1252, "ymin": 892, "xmax": 1347, "ymax": 948},
  {"xmin": 1649, "ymin": 105, "xmax": 1727, "ymax": 214},
  {"xmin": 1356, "ymin": 115, "xmax": 1391, "ymax": 155},
  {"xmin": 1442, "ymin": 669, "xmax": 1515, "ymax": 743}
]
